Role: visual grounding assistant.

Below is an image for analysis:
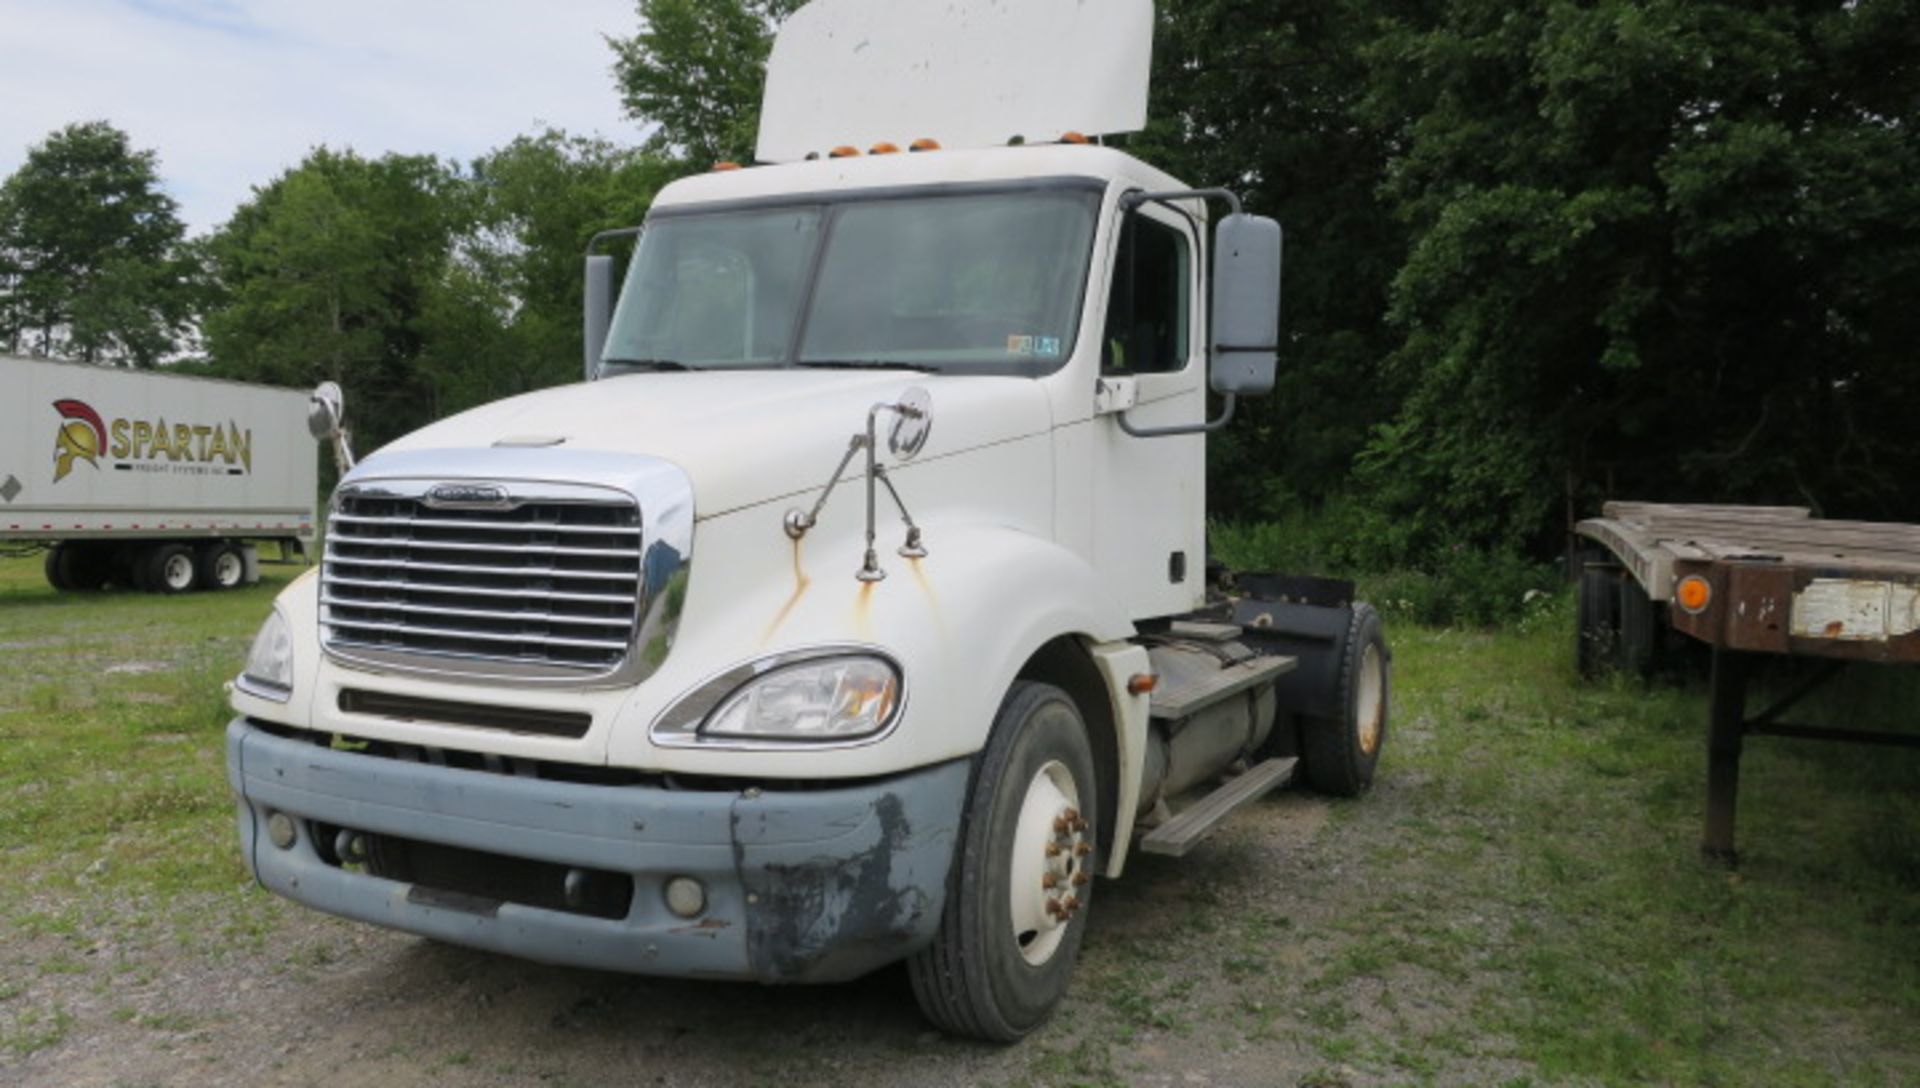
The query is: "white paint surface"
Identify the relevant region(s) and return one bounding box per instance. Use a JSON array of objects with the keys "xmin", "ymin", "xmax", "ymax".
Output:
[
  {"xmin": 757, "ymin": 0, "xmax": 1154, "ymax": 163},
  {"xmin": 1791, "ymin": 578, "xmax": 1920, "ymax": 641}
]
